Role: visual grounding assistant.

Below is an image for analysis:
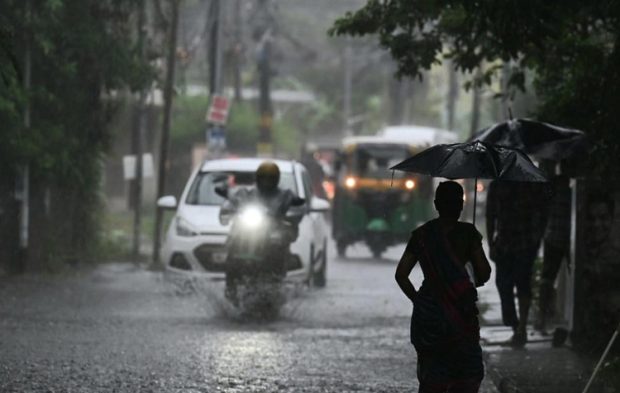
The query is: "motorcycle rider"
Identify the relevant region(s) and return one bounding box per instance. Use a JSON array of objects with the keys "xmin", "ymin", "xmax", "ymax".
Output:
[{"xmin": 220, "ymin": 161, "xmax": 303, "ymax": 305}]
